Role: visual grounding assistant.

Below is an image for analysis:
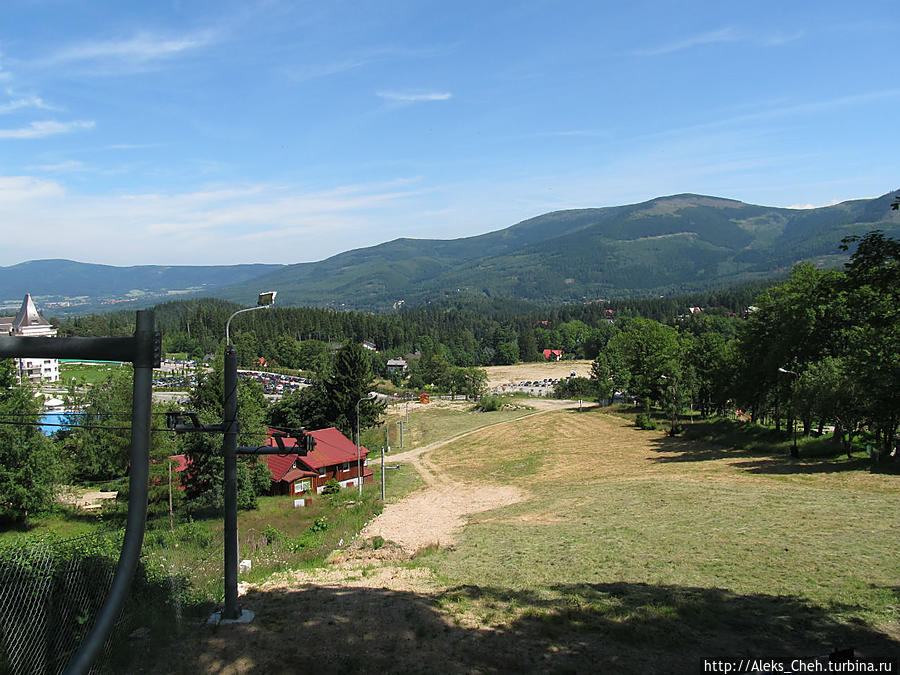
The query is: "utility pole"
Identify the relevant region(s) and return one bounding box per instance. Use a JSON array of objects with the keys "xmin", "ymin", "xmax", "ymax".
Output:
[
  {"xmin": 222, "ymin": 344, "xmax": 241, "ymax": 621},
  {"xmin": 168, "ymin": 461, "xmax": 174, "ymax": 533}
]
